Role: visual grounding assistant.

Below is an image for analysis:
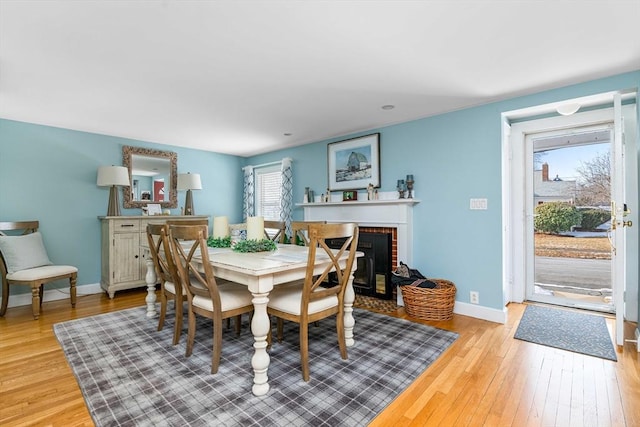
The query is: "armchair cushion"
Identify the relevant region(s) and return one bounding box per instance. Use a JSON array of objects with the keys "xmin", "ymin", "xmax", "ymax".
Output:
[
  {"xmin": 0, "ymin": 232, "xmax": 53, "ymax": 274},
  {"xmin": 6, "ymin": 265, "xmax": 77, "ymax": 281}
]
